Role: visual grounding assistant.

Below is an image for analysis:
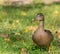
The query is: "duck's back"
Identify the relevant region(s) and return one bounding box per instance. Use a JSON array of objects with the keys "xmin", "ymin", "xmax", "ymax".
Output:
[{"xmin": 32, "ymin": 29, "xmax": 53, "ymax": 46}]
